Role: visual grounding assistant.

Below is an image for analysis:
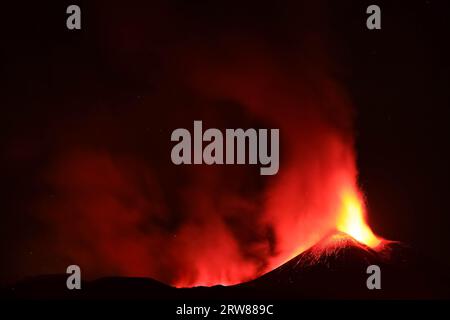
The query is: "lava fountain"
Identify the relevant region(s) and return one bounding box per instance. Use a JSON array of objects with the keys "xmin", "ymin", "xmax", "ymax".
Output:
[{"xmin": 336, "ymin": 188, "xmax": 381, "ymax": 248}]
